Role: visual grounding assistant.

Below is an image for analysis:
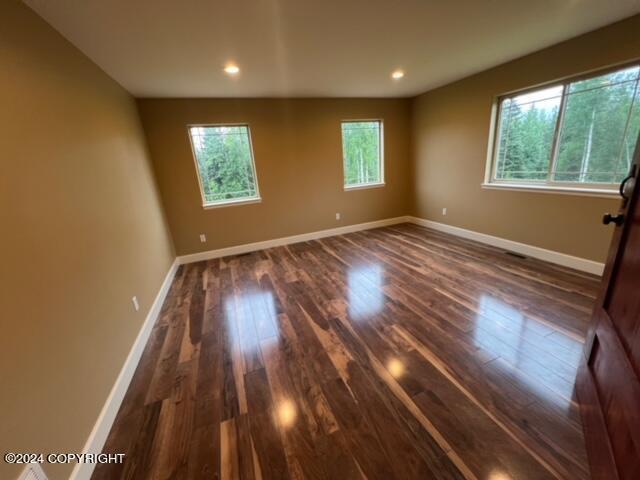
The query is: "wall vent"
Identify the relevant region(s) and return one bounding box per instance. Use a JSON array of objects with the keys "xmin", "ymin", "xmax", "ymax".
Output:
[
  {"xmin": 505, "ymin": 251, "xmax": 527, "ymax": 259},
  {"xmin": 18, "ymin": 464, "xmax": 48, "ymax": 480}
]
